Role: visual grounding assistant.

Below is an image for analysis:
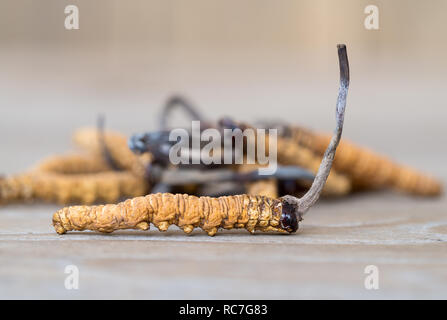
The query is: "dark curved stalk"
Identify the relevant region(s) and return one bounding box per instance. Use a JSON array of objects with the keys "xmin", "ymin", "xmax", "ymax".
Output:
[
  {"xmin": 159, "ymin": 95, "xmax": 208, "ymax": 130},
  {"xmin": 282, "ymin": 44, "xmax": 350, "ymax": 217},
  {"xmin": 97, "ymin": 114, "xmax": 121, "ymax": 171}
]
